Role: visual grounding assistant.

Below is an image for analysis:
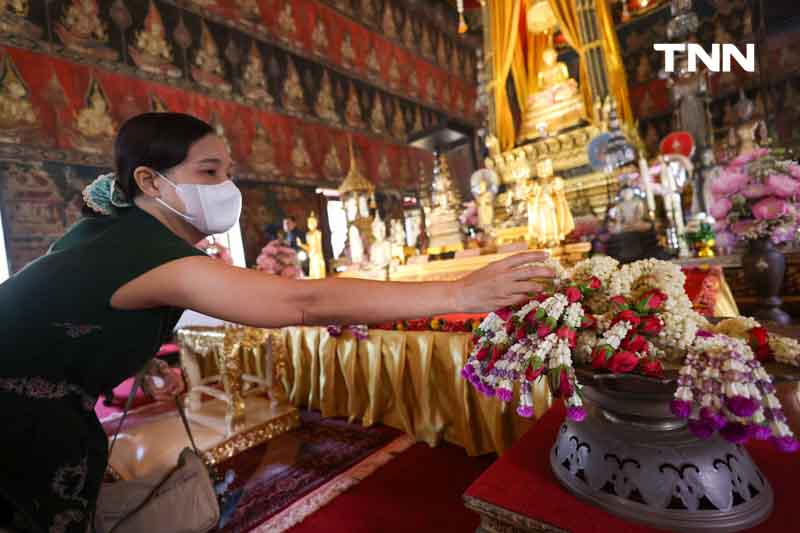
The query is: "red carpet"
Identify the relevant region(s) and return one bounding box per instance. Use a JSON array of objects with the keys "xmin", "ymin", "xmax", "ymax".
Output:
[{"xmin": 287, "ymin": 442, "xmax": 495, "ymax": 533}]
